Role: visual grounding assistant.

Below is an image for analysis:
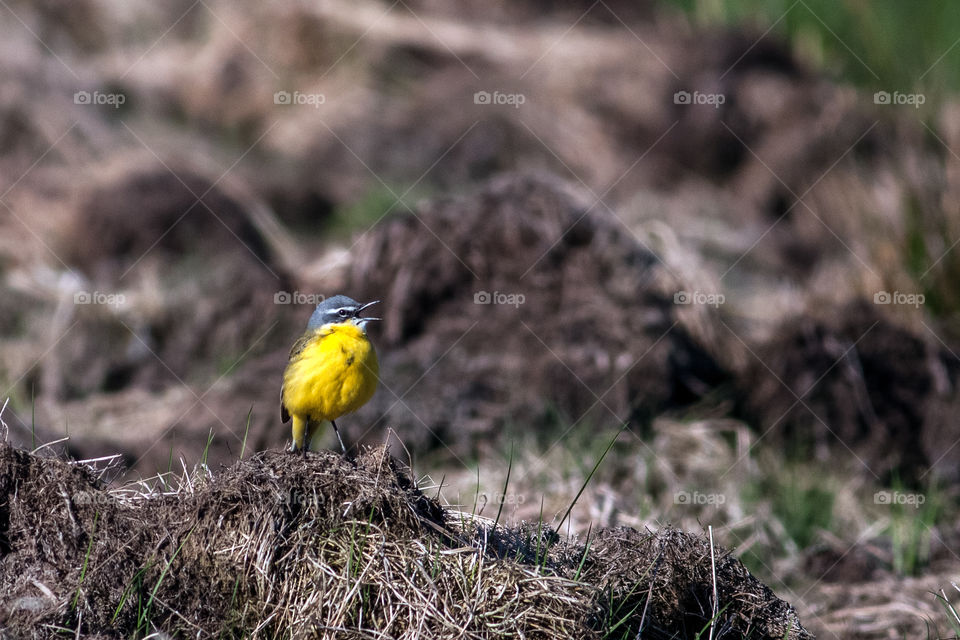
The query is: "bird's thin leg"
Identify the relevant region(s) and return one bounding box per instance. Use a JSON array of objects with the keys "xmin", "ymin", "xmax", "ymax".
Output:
[
  {"xmin": 301, "ymin": 419, "xmax": 310, "ymax": 457},
  {"xmin": 331, "ymin": 420, "xmax": 347, "ymax": 455},
  {"xmin": 292, "ymin": 415, "xmax": 307, "ymax": 455}
]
